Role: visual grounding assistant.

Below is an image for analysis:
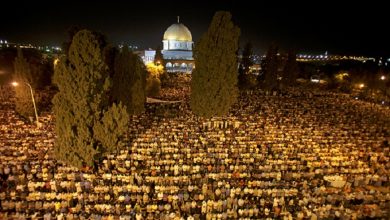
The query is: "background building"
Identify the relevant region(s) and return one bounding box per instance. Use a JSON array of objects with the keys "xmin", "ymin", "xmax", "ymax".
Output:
[
  {"xmin": 137, "ymin": 17, "xmax": 195, "ymax": 73},
  {"xmin": 162, "ymin": 17, "xmax": 194, "ymax": 73}
]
